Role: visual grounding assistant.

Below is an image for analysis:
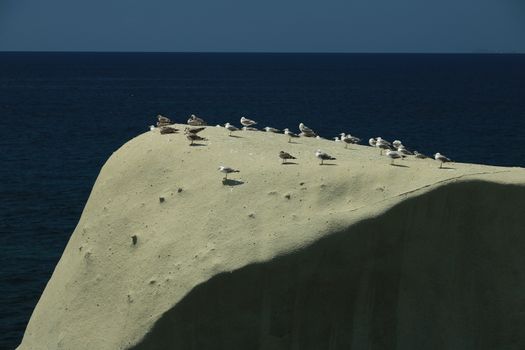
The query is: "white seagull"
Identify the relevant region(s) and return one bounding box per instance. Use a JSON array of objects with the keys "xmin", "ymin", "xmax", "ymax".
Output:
[
  {"xmin": 224, "ymin": 123, "xmax": 239, "ymax": 136},
  {"xmin": 284, "ymin": 128, "xmax": 299, "ymax": 142},
  {"xmin": 218, "ymin": 165, "xmax": 240, "ymax": 180},
  {"xmin": 397, "ymin": 145, "xmax": 413, "ymax": 155},
  {"xmin": 386, "ymin": 150, "xmax": 403, "ymax": 165},
  {"xmin": 264, "ymin": 126, "xmax": 280, "ymax": 133},
  {"xmin": 299, "ymin": 123, "xmax": 317, "ymax": 137},
  {"xmin": 315, "ymin": 149, "xmax": 336, "ymax": 165},
  {"xmin": 434, "ymin": 153, "xmax": 452, "ymax": 168},
  {"xmin": 369, "ymin": 138, "xmax": 377, "ymax": 147},
  {"xmin": 340, "ymin": 133, "xmax": 361, "ymax": 148},
  {"xmin": 240, "ymin": 117, "xmax": 257, "ymax": 127},
  {"xmin": 375, "ymin": 138, "xmax": 392, "ymax": 155},
  {"xmin": 392, "ymin": 140, "xmax": 402, "ymax": 149}
]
